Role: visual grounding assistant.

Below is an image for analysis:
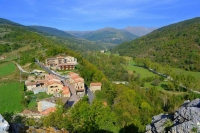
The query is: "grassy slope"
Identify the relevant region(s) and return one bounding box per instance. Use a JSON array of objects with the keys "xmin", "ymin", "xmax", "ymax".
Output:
[
  {"xmin": 0, "ymin": 62, "xmax": 15, "ymax": 77},
  {"xmin": 172, "ymin": 68, "xmax": 200, "ymax": 87},
  {"xmin": 123, "ymin": 65, "xmax": 156, "ymax": 78},
  {"xmin": 0, "ymin": 61, "xmax": 24, "ymax": 113},
  {"xmin": 0, "ymin": 82, "xmax": 24, "ymax": 113},
  {"xmin": 112, "ymin": 17, "xmax": 200, "ymax": 71}
]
